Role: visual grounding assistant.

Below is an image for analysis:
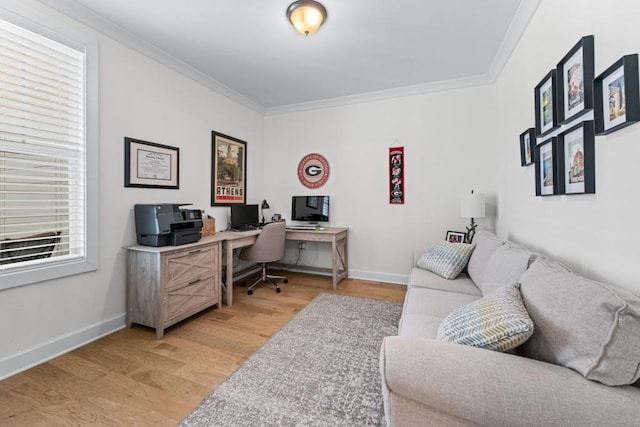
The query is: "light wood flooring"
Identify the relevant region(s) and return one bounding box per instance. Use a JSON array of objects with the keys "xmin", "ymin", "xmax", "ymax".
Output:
[{"xmin": 0, "ymin": 272, "xmax": 406, "ymax": 426}]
